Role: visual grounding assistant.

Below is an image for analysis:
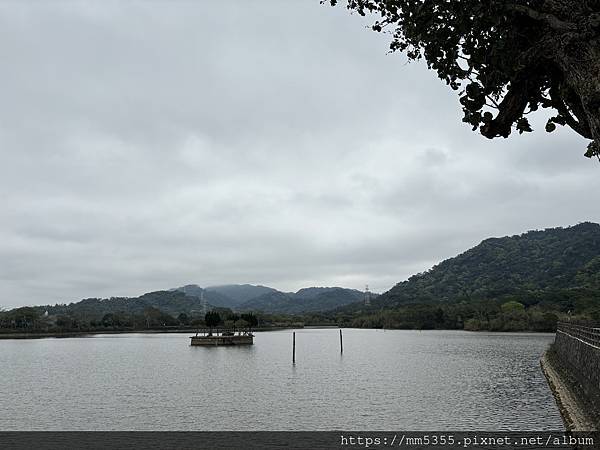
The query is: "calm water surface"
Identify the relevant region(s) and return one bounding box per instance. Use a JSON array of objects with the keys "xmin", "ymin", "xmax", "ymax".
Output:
[{"xmin": 0, "ymin": 329, "xmax": 562, "ymax": 430}]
